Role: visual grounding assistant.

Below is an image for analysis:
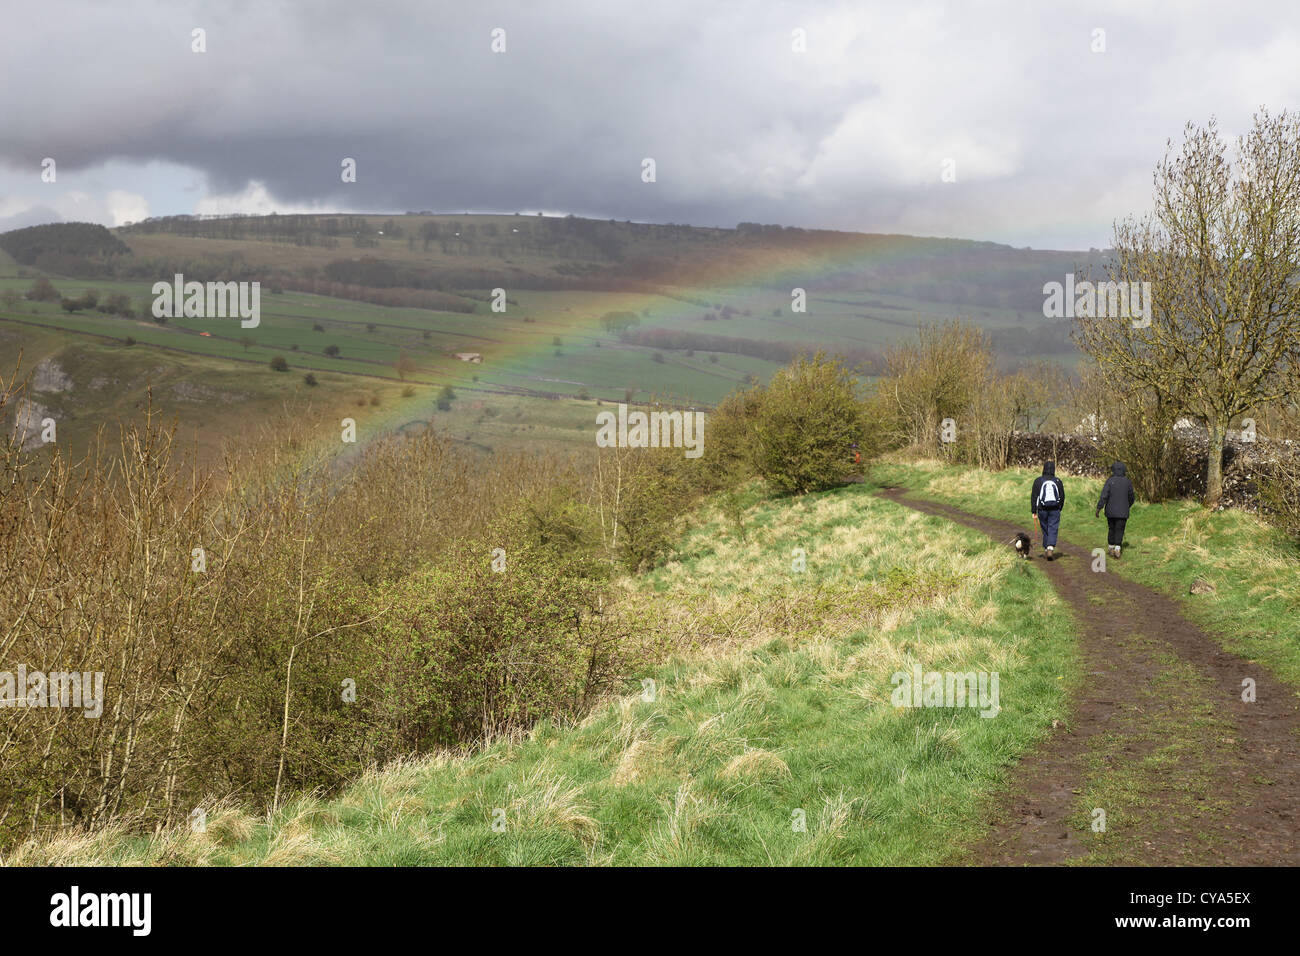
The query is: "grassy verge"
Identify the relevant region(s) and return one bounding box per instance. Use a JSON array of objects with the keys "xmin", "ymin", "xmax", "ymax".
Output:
[
  {"xmin": 14, "ymin": 480, "xmax": 1079, "ymax": 866},
  {"xmin": 870, "ymin": 457, "xmax": 1300, "ymax": 689}
]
